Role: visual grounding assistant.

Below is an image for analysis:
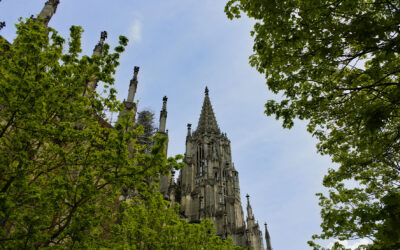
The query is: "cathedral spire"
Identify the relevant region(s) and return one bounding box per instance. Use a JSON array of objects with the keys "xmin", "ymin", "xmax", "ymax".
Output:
[
  {"xmin": 38, "ymin": 0, "xmax": 60, "ymax": 26},
  {"xmin": 195, "ymin": 87, "xmax": 220, "ymax": 135},
  {"xmin": 264, "ymin": 223, "xmax": 272, "ymax": 250},
  {"xmin": 159, "ymin": 96, "xmax": 168, "ymax": 133}
]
